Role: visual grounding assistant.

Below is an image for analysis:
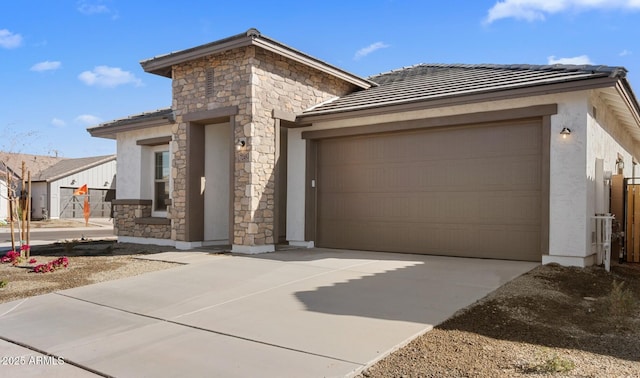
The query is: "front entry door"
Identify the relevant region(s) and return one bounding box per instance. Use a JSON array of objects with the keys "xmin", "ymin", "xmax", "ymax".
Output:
[{"xmin": 204, "ymin": 122, "xmax": 231, "ymax": 244}]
